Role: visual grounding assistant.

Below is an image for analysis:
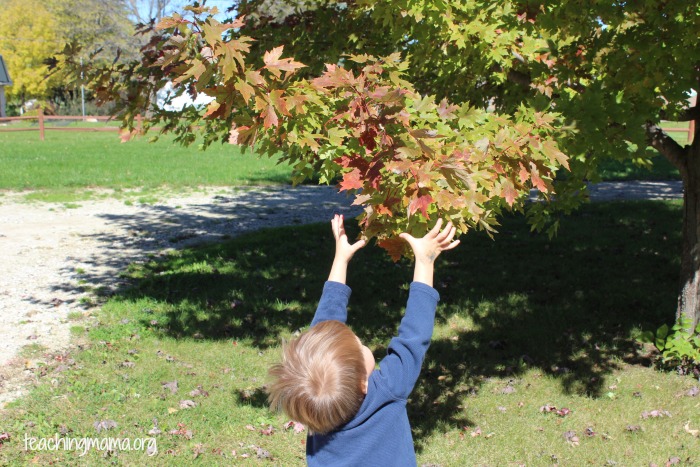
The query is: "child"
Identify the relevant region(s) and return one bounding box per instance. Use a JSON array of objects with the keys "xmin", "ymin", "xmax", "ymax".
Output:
[{"xmin": 268, "ymin": 214, "xmax": 459, "ymax": 466}]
